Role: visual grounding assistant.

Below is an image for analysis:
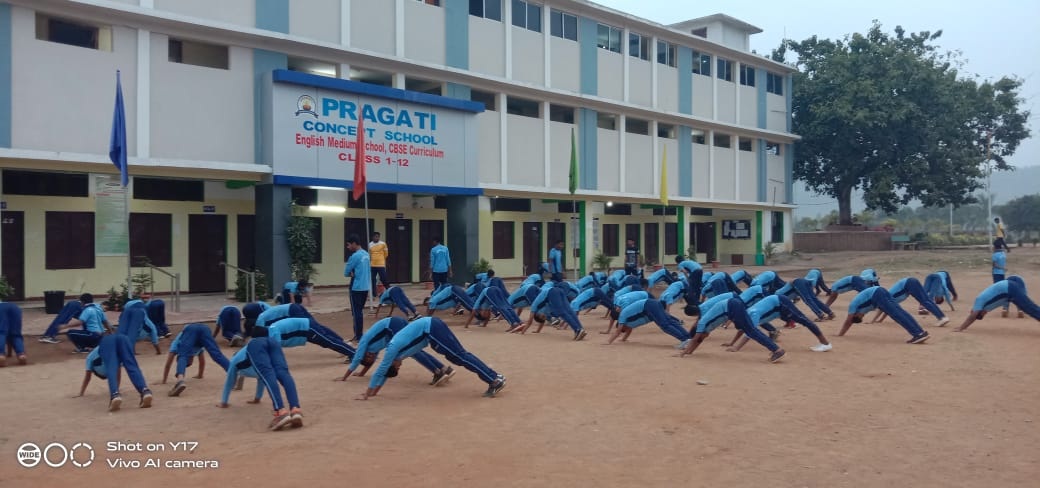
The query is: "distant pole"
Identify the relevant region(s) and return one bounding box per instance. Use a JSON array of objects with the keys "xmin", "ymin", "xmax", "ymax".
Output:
[
  {"xmin": 948, "ymin": 203, "xmax": 953, "ymax": 237},
  {"xmin": 985, "ymin": 132, "xmax": 993, "ymax": 247}
]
